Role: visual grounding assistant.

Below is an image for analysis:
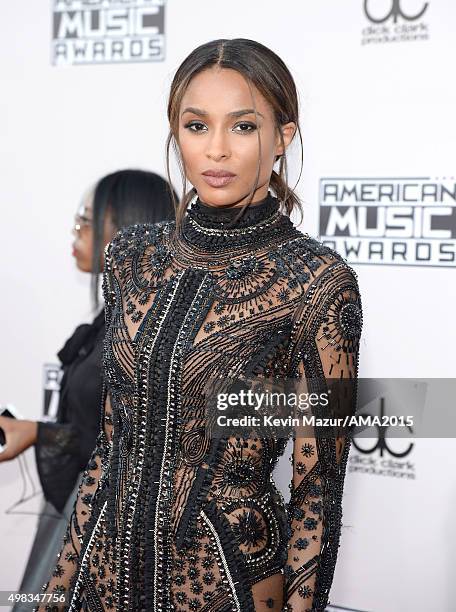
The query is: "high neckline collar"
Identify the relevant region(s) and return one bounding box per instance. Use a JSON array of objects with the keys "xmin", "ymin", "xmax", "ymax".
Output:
[
  {"xmin": 175, "ymin": 191, "xmax": 298, "ymax": 253},
  {"xmin": 186, "ymin": 192, "xmax": 280, "ymax": 230}
]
